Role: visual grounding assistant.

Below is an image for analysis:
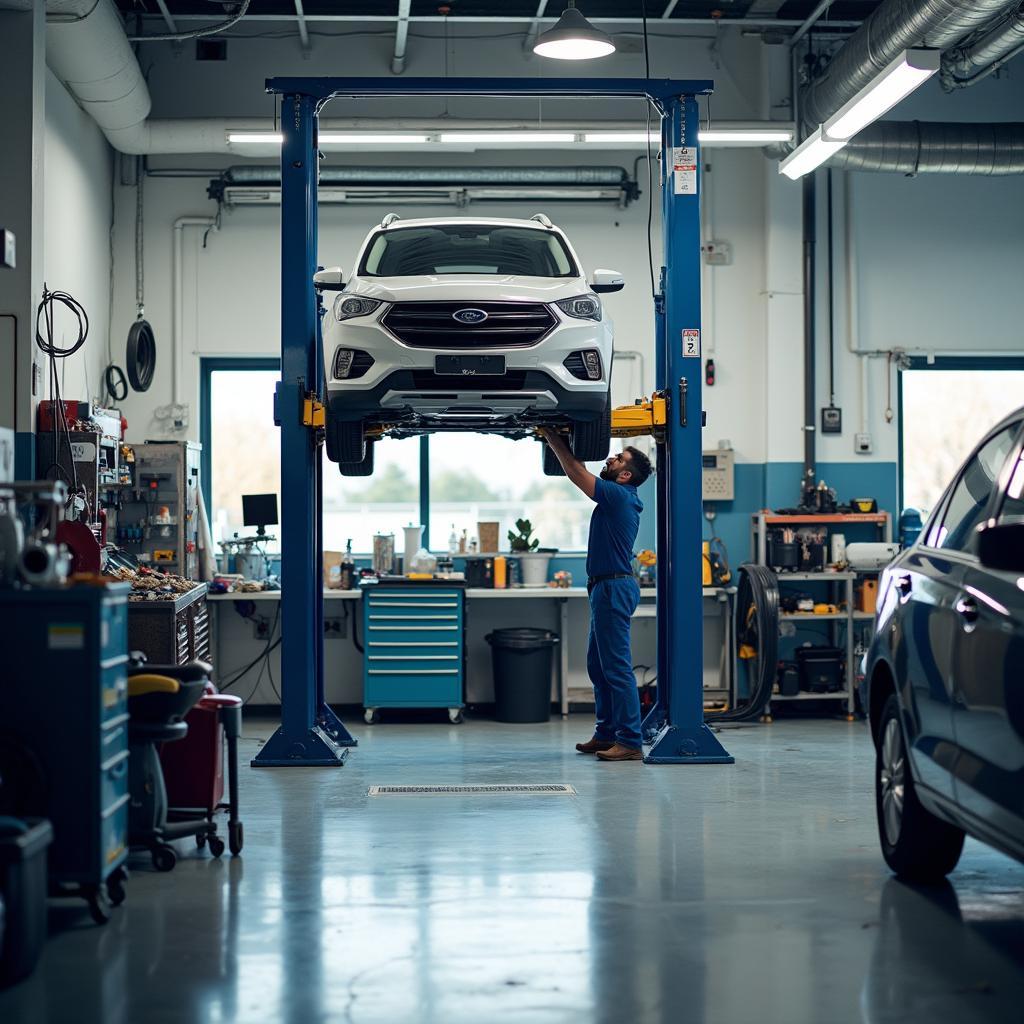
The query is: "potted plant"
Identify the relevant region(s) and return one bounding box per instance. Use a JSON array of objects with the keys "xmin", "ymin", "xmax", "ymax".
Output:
[{"xmin": 508, "ymin": 519, "xmax": 554, "ymax": 586}]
